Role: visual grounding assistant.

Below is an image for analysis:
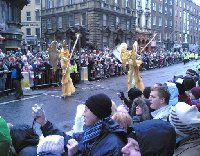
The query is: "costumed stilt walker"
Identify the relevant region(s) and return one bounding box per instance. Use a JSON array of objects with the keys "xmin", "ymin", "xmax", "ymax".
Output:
[
  {"xmin": 48, "ymin": 41, "xmax": 60, "ymax": 72},
  {"xmin": 60, "ymin": 40, "xmax": 75, "ymax": 98},
  {"xmin": 120, "ymin": 42, "xmax": 144, "ymax": 91}
]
